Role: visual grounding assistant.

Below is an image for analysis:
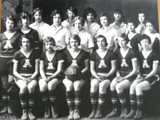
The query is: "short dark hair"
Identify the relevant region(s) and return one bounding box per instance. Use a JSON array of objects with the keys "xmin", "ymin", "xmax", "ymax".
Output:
[
  {"xmin": 126, "ymin": 19, "xmax": 136, "ymax": 27},
  {"xmin": 99, "ymin": 13, "xmax": 110, "ymax": 25},
  {"xmin": 139, "ymin": 34, "xmax": 151, "ymax": 44},
  {"xmin": 50, "ymin": 9, "xmax": 63, "ymax": 20},
  {"xmin": 21, "ymin": 11, "xmax": 30, "ymax": 20},
  {"xmin": 113, "ymin": 9, "xmax": 122, "ymax": 15},
  {"xmin": 96, "ymin": 35, "xmax": 108, "ymax": 46},
  {"xmin": 70, "ymin": 34, "xmax": 81, "ymax": 45},
  {"xmin": 5, "ymin": 15, "xmax": 17, "ymax": 27},
  {"xmin": 33, "ymin": 7, "xmax": 43, "ymax": 16},
  {"xmin": 19, "ymin": 34, "xmax": 34, "ymax": 48},
  {"xmin": 67, "ymin": 6, "xmax": 78, "ymax": 16},
  {"xmin": 83, "ymin": 7, "xmax": 97, "ymax": 20},
  {"xmin": 119, "ymin": 33, "xmax": 129, "ymax": 44},
  {"xmin": 43, "ymin": 37, "xmax": 56, "ymax": 46}
]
